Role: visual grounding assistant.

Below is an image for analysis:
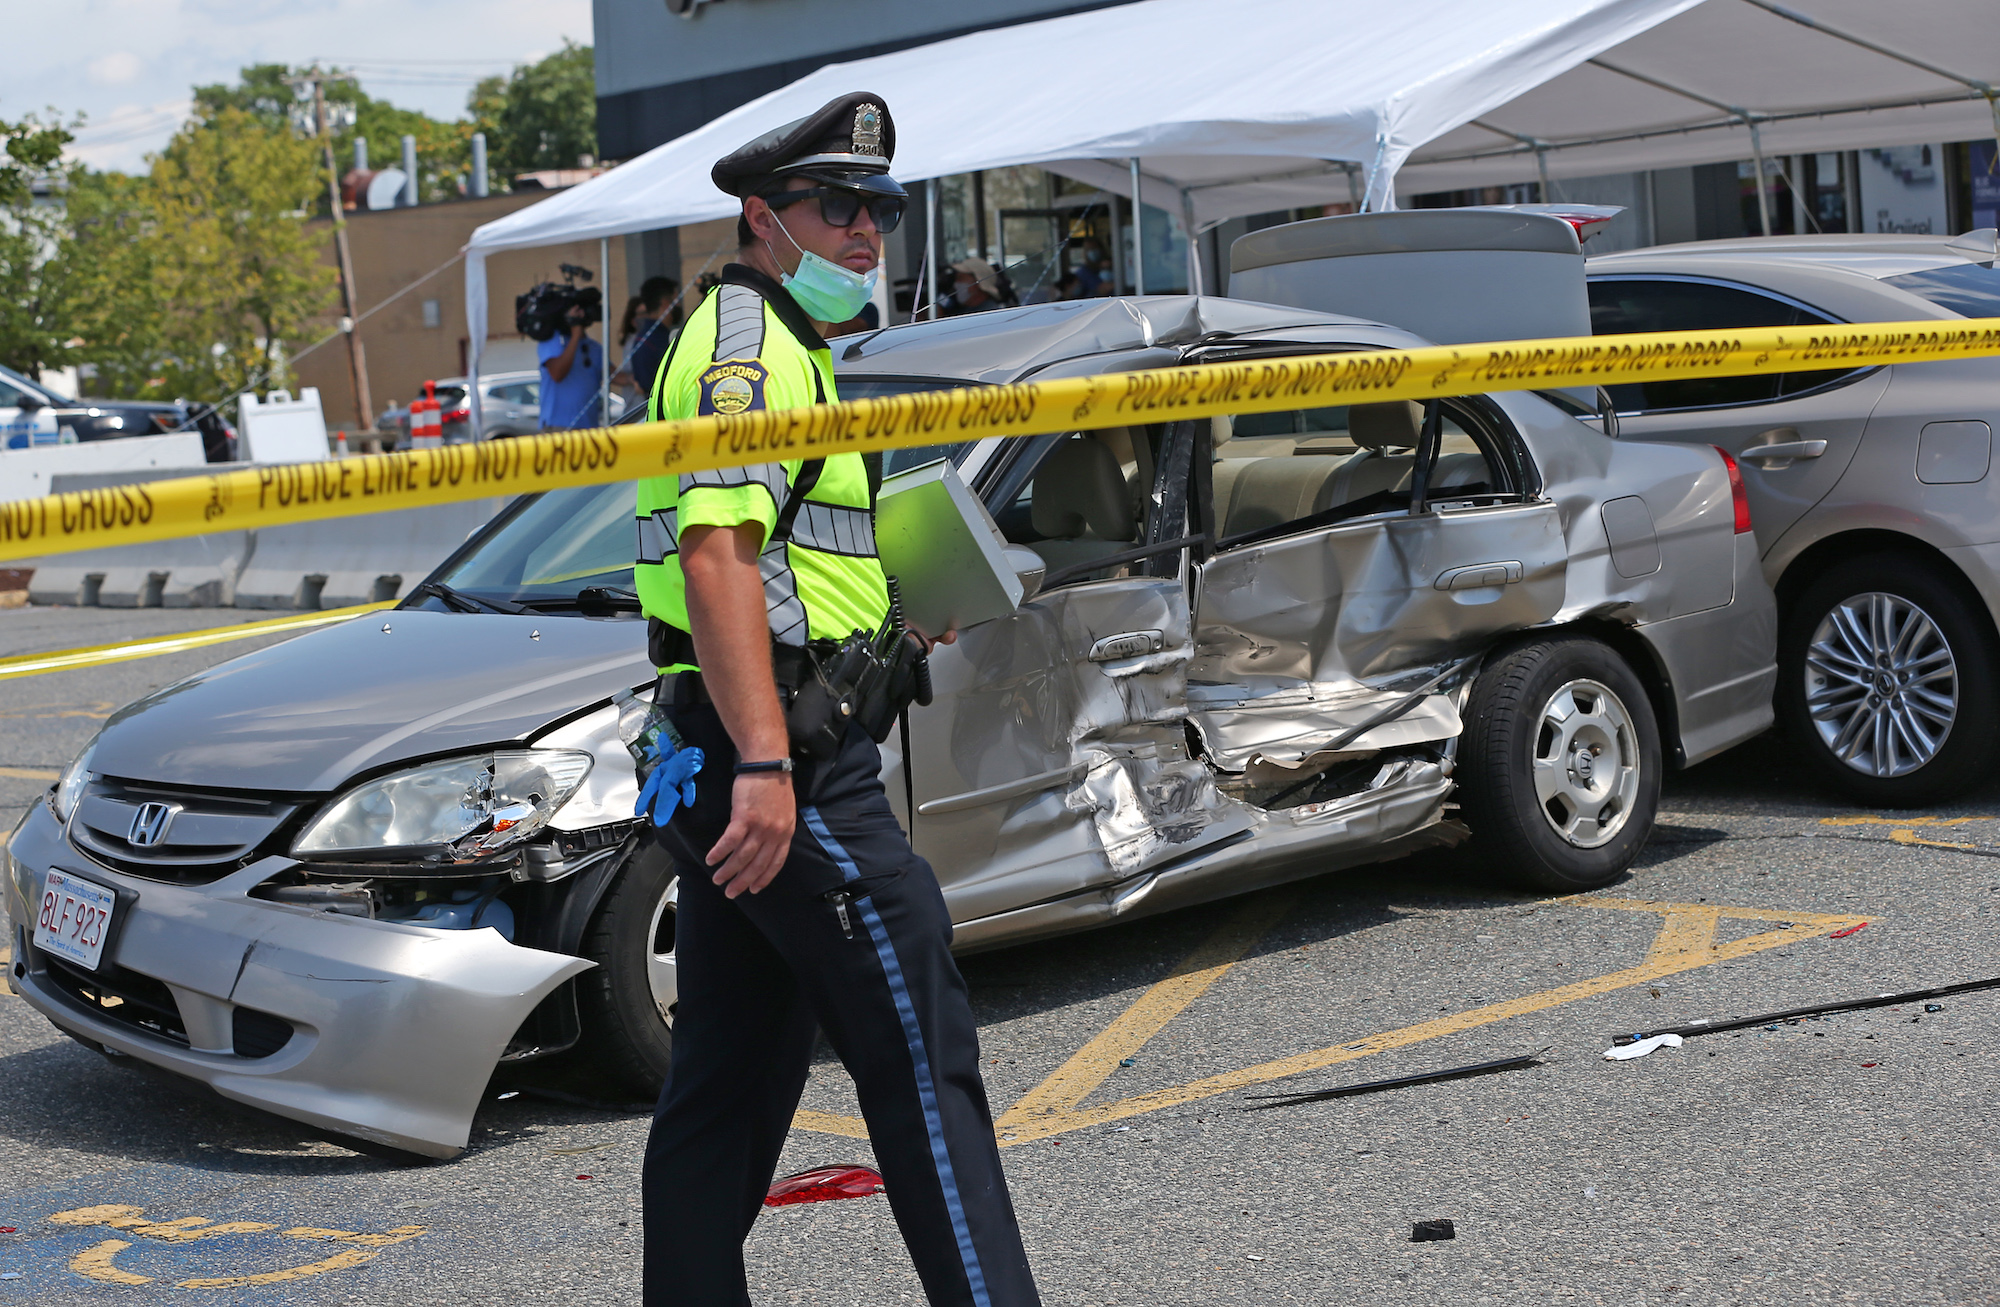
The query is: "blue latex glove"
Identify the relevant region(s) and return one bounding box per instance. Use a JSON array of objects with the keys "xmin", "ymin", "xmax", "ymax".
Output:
[{"xmin": 635, "ymin": 741, "xmax": 705, "ymax": 827}]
